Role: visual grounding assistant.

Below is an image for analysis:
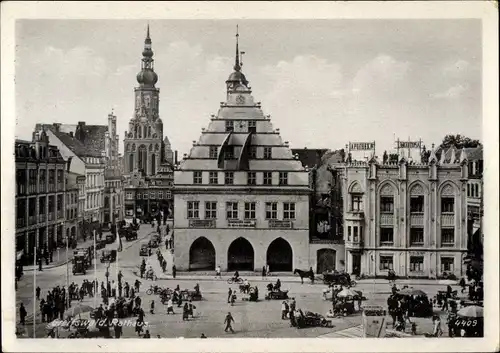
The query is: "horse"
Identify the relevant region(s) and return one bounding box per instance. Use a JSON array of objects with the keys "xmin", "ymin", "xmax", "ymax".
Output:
[{"xmin": 294, "ymin": 269, "xmax": 314, "ymax": 284}]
